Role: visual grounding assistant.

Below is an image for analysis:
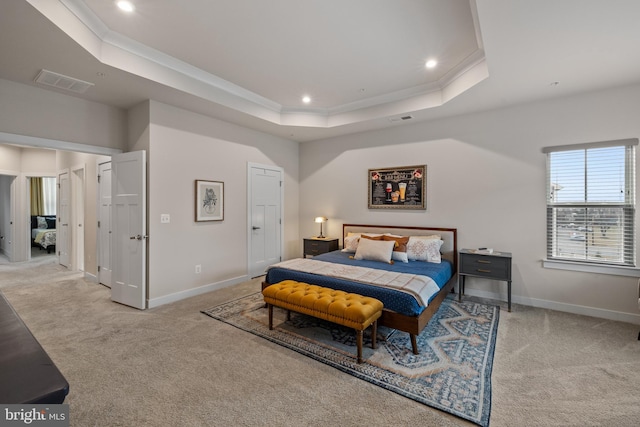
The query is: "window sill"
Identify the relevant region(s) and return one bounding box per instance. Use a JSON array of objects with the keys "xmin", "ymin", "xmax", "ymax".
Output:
[{"xmin": 543, "ymin": 259, "xmax": 640, "ymax": 277}]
